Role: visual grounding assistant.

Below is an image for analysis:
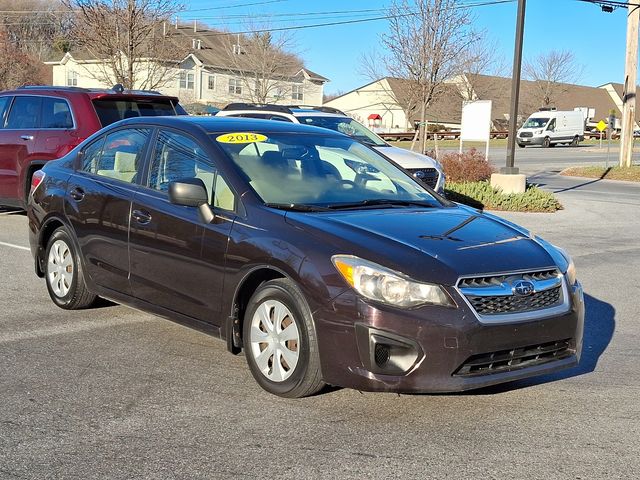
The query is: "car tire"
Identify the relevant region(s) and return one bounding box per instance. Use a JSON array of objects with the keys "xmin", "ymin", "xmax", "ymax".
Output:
[
  {"xmin": 44, "ymin": 227, "xmax": 97, "ymax": 310},
  {"xmin": 571, "ymin": 136, "xmax": 579, "ymax": 147},
  {"xmin": 243, "ymin": 278, "xmax": 324, "ymax": 398},
  {"xmin": 542, "ymin": 137, "xmax": 551, "ymax": 148},
  {"xmin": 517, "ymin": 143, "xmax": 525, "ymax": 148}
]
